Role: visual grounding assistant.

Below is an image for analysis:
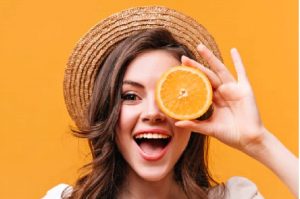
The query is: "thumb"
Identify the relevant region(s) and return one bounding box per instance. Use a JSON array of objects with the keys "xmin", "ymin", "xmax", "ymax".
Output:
[{"xmin": 175, "ymin": 120, "xmax": 215, "ymax": 137}]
